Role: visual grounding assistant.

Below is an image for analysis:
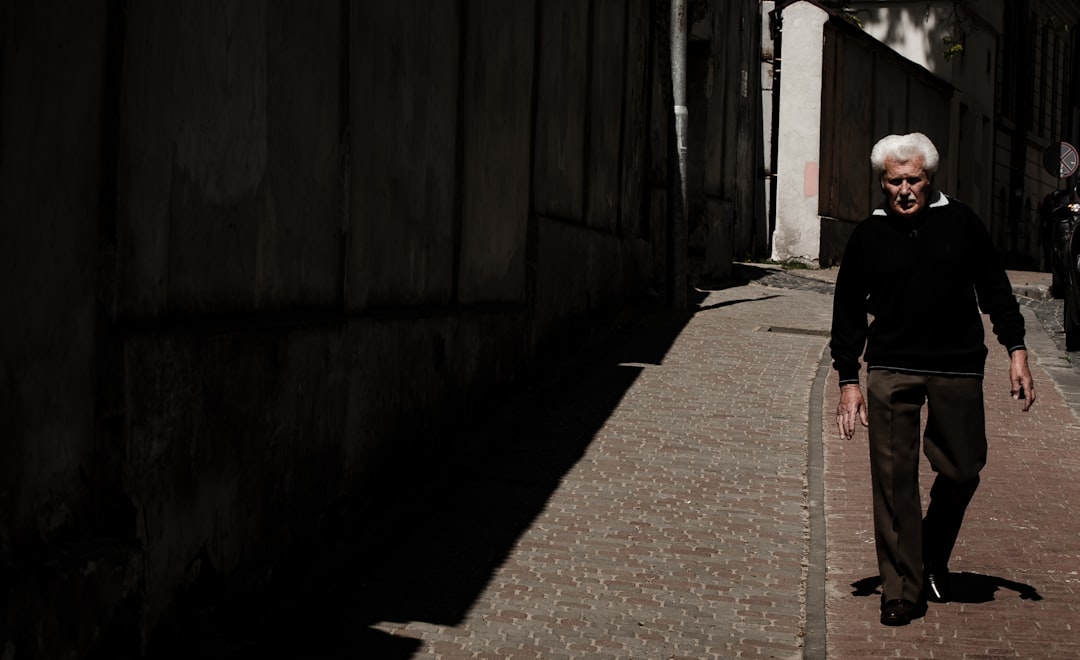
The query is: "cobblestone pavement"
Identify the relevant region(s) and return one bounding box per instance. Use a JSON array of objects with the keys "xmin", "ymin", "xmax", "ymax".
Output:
[
  {"xmin": 170, "ymin": 265, "xmax": 1080, "ymax": 659},
  {"xmin": 763, "ymin": 264, "xmax": 1080, "ymax": 659},
  {"xmin": 348, "ymin": 281, "xmax": 836, "ymax": 659}
]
